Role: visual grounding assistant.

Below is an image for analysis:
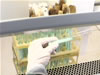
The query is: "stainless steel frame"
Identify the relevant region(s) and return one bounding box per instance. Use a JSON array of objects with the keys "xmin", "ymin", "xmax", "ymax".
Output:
[{"xmin": 0, "ymin": 12, "xmax": 100, "ymax": 35}]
